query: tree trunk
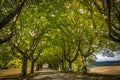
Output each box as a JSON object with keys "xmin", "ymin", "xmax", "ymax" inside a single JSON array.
[
  {"xmin": 81, "ymin": 57, "xmax": 87, "ymax": 75},
  {"xmin": 36, "ymin": 62, "xmax": 42, "ymax": 71},
  {"xmin": 21, "ymin": 55, "xmax": 27, "ymax": 77},
  {"xmin": 68, "ymin": 62, "xmax": 72, "ymax": 72},
  {"xmin": 30, "ymin": 60, "xmax": 35, "ymax": 73},
  {"xmin": 61, "ymin": 61, "xmax": 64, "ymax": 71},
  {"xmin": 36, "ymin": 64, "xmax": 39, "ymax": 71},
  {"xmin": 0, "ymin": 0, "xmax": 27, "ymax": 29}
]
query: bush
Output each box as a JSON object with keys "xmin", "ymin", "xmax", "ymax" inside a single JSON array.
[{"xmin": 7, "ymin": 58, "xmax": 22, "ymax": 68}]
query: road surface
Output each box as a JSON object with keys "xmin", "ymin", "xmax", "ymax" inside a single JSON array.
[
  {"xmin": 32, "ymin": 66, "xmax": 120, "ymax": 80},
  {"xmin": 32, "ymin": 69, "xmax": 103, "ymax": 80}
]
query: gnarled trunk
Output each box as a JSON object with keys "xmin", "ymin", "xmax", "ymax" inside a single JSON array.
[
  {"xmin": 36, "ymin": 62, "xmax": 42, "ymax": 71},
  {"xmin": 30, "ymin": 60, "xmax": 35, "ymax": 73},
  {"xmin": 68, "ymin": 61, "xmax": 72, "ymax": 72},
  {"xmin": 61, "ymin": 61, "xmax": 65, "ymax": 71},
  {"xmin": 21, "ymin": 54, "xmax": 27, "ymax": 77},
  {"xmin": 81, "ymin": 57, "xmax": 87, "ymax": 75}
]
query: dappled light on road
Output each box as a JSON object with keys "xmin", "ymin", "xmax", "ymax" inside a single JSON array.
[
  {"xmin": 32, "ymin": 68, "xmax": 120, "ymax": 80},
  {"xmin": 32, "ymin": 69, "xmax": 87, "ymax": 80}
]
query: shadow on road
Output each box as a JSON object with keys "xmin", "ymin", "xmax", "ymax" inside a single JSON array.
[{"xmin": 32, "ymin": 68, "xmax": 120, "ymax": 80}]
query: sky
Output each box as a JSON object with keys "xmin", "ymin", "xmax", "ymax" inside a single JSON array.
[{"xmin": 96, "ymin": 52, "xmax": 120, "ymax": 61}]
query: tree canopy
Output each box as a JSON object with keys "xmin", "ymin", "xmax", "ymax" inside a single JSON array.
[{"xmin": 0, "ymin": 0, "xmax": 120, "ymax": 77}]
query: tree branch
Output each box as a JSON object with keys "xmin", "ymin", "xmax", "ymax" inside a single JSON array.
[{"xmin": 0, "ymin": 0, "xmax": 27, "ymax": 29}]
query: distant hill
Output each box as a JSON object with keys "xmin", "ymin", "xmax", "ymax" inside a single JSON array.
[{"xmin": 90, "ymin": 60, "xmax": 120, "ymax": 66}]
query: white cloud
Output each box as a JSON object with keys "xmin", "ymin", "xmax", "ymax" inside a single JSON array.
[{"xmin": 96, "ymin": 53, "xmax": 120, "ymax": 61}]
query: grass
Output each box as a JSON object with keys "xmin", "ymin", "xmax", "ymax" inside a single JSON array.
[{"xmin": 0, "ymin": 68, "xmax": 41, "ymax": 80}]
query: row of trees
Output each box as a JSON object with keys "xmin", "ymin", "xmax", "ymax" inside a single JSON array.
[{"xmin": 0, "ymin": 0, "xmax": 120, "ymax": 77}]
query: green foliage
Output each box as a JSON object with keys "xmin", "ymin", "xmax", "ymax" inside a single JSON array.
[
  {"xmin": 0, "ymin": 43, "xmax": 12, "ymax": 68},
  {"xmin": 0, "ymin": 0, "xmax": 5, "ymax": 7},
  {"xmin": 7, "ymin": 58, "xmax": 22, "ymax": 68},
  {"xmin": 0, "ymin": 0, "xmax": 119, "ymax": 74}
]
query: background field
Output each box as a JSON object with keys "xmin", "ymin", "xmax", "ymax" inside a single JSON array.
[{"xmin": 90, "ymin": 66, "xmax": 120, "ymax": 75}]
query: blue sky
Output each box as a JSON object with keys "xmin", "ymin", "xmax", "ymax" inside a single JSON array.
[{"xmin": 96, "ymin": 52, "xmax": 120, "ymax": 61}]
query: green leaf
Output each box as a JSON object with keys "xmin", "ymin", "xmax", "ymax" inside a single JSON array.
[{"xmin": 1, "ymin": 0, "xmax": 5, "ymax": 7}]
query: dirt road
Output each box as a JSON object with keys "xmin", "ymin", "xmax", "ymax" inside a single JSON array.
[
  {"xmin": 32, "ymin": 69, "xmax": 105, "ymax": 80},
  {"xmin": 32, "ymin": 69, "xmax": 83, "ymax": 80},
  {"xmin": 32, "ymin": 66, "xmax": 120, "ymax": 80}
]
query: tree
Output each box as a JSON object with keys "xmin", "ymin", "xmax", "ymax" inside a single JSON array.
[
  {"xmin": 0, "ymin": 0, "xmax": 27, "ymax": 29},
  {"xmin": 9, "ymin": 26, "xmax": 42, "ymax": 77},
  {"xmin": 29, "ymin": 45, "xmax": 42, "ymax": 73},
  {"xmin": 60, "ymin": 0, "xmax": 104, "ymax": 74},
  {"xmin": 0, "ymin": 0, "xmax": 27, "ymax": 44},
  {"xmin": 9, "ymin": 7, "xmax": 44, "ymax": 76},
  {"xmin": 54, "ymin": 47, "xmax": 66, "ymax": 72},
  {"xmin": 93, "ymin": 0, "xmax": 120, "ymax": 42},
  {"xmin": 78, "ymin": 36, "xmax": 101, "ymax": 74},
  {"xmin": 62, "ymin": 42, "xmax": 79, "ymax": 72}
]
